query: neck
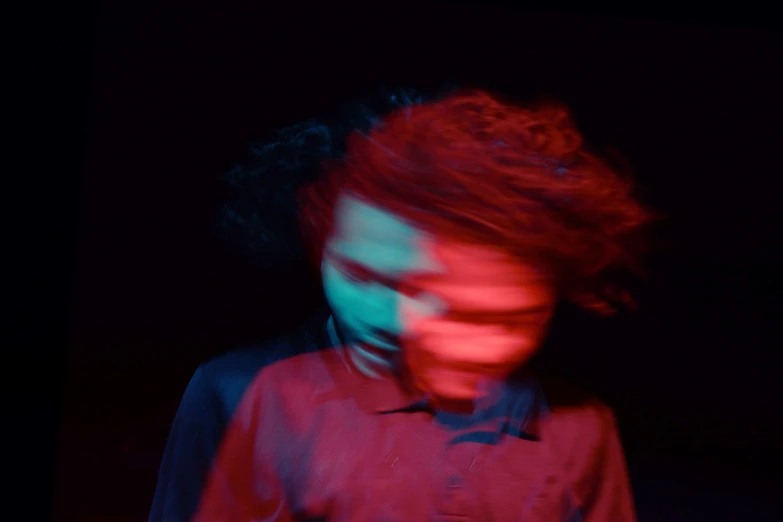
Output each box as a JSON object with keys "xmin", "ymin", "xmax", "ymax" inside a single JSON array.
[{"xmin": 347, "ymin": 343, "xmax": 399, "ymax": 379}]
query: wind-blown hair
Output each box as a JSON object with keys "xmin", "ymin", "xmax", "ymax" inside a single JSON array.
[
  {"xmin": 217, "ymin": 88, "xmax": 438, "ymax": 268},
  {"xmin": 298, "ymin": 89, "xmax": 663, "ymax": 315},
  {"xmin": 218, "ymin": 120, "xmax": 337, "ymax": 267}
]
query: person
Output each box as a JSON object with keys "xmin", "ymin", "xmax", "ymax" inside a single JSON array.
[
  {"xmin": 148, "ymin": 90, "xmax": 427, "ymax": 522},
  {"xmin": 191, "ymin": 89, "xmax": 659, "ymax": 521}
]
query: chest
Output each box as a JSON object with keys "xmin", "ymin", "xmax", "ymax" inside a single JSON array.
[{"xmin": 275, "ymin": 405, "xmax": 575, "ymax": 522}]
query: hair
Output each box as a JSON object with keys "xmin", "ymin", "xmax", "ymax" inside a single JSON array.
[
  {"xmin": 217, "ymin": 119, "xmax": 337, "ymax": 268},
  {"xmin": 217, "ymin": 86, "xmax": 454, "ymax": 269},
  {"xmin": 298, "ymin": 89, "xmax": 663, "ymax": 315}
]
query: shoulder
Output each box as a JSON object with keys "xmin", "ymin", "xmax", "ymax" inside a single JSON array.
[
  {"xmin": 231, "ymin": 348, "xmax": 345, "ymax": 437},
  {"xmin": 245, "ymin": 346, "xmax": 344, "ymax": 402},
  {"xmin": 189, "ymin": 311, "xmax": 333, "ymax": 419},
  {"xmin": 534, "ymin": 377, "xmax": 634, "ymax": 506},
  {"xmin": 535, "ymin": 375, "xmax": 619, "ymax": 449}
]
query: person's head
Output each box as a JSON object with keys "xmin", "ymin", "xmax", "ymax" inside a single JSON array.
[{"xmin": 298, "ymin": 89, "xmax": 658, "ymax": 399}]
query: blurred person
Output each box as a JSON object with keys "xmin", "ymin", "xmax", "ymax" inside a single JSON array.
[
  {"xmin": 148, "ymin": 90, "xmax": 429, "ymax": 522},
  {"xmin": 192, "ymin": 89, "xmax": 660, "ymax": 521}
]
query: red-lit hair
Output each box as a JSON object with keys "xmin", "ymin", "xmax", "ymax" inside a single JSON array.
[{"xmin": 298, "ymin": 90, "xmax": 660, "ymax": 315}]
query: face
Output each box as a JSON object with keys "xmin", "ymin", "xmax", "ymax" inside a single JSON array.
[{"xmin": 322, "ymin": 193, "xmax": 557, "ymax": 400}]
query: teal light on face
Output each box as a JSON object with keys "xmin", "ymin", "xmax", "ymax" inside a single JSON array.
[
  {"xmin": 321, "ymin": 194, "xmax": 442, "ymax": 351},
  {"xmin": 321, "ymin": 192, "xmax": 557, "ymax": 396}
]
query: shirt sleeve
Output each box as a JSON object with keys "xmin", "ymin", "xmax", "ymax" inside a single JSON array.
[
  {"xmin": 148, "ymin": 366, "xmax": 227, "ymax": 522},
  {"xmin": 573, "ymin": 406, "xmax": 637, "ymax": 522},
  {"xmin": 192, "ymin": 373, "xmax": 293, "ymax": 522}
]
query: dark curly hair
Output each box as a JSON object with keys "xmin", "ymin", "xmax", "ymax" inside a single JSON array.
[
  {"xmin": 217, "ymin": 87, "xmax": 446, "ymax": 268},
  {"xmin": 298, "ymin": 89, "xmax": 663, "ymax": 315}
]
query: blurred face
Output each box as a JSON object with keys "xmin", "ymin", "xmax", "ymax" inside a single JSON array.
[{"xmin": 322, "ymin": 193, "xmax": 557, "ymax": 400}]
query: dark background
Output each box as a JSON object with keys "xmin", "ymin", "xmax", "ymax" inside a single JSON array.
[{"xmin": 54, "ymin": 3, "xmax": 781, "ymax": 521}]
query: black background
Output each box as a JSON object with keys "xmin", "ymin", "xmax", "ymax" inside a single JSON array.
[{"xmin": 50, "ymin": 3, "xmax": 781, "ymax": 521}]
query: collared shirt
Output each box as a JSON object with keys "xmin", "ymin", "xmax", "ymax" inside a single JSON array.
[{"xmin": 193, "ymin": 344, "xmax": 637, "ymax": 521}]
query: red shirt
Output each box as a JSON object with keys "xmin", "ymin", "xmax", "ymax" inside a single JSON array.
[{"xmin": 194, "ymin": 347, "xmax": 636, "ymax": 521}]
